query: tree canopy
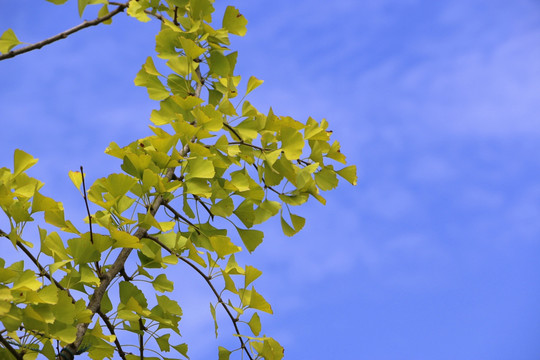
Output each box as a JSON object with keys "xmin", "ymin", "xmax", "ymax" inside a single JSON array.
[{"xmin": 0, "ymin": 1, "xmax": 356, "ymax": 359}]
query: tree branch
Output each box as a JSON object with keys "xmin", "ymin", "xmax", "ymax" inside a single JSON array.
[
  {"xmin": 80, "ymin": 166, "xmax": 102, "ymax": 276},
  {"xmin": 0, "ymin": 231, "xmax": 125, "ymax": 359},
  {"xmin": 229, "ymin": 141, "xmax": 273, "ymax": 153},
  {"xmin": 144, "ymin": 234, "xmax": 254, "ymax": 360},
  {"xmin": 67, "ymin": 75, "xmax": 202, "ymax": 352},
  {"xmin": 163, "ymin": 202, "xmax": 201, "ymax": 233},
  {"xmin": 0, "ymin": 333, "xmax": 22, "ymax": 360},
  {"xmin": 1, "ymin": 56, "xmax": 204, "ymax": 357},
  {"xmin": 0, "ymin": 2, "xmax": 129, "ymax": 61},
  {"xmin": 0, "ymin": 230, "xmax": 67, "ymax": 296},
  {"xmin": 109, "ymin": 2, "xmax": 166, "ymax": 22},
  {"xmin": 138, "ymin": 318, "xmax": 144, "ymax": 360},
  {"xmin": 96, "ymin": 309, "xmax": 127, "ymax": 360},
  {"xmin": 66, "ymin": 165, "xmax": 180, "ymax": 355},
  {"xmin": 193, "ymin": 195, "xmax": 214, "ymax": 220},
  {"xmin": 223, "ymin": 123, "xmax": 243, "ymax": 142}
]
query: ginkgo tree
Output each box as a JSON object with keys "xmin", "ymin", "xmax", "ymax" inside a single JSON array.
[{"xmin": 0, "ymin": 1, "xmax": 356, "ymax": 359}]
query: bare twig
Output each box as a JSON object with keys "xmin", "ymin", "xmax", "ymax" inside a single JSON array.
[
  {"xmin": 0, "ymin": 3, "xmax": 129, "ymax": 61},
  {"xmin": 80, "ymin": 167, "xmax": 94, "ymax": 244},
  {"xmin": 80, "ymin": 166, "xmax": 102, "ymax": 276}
]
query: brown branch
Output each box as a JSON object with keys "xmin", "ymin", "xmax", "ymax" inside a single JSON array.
[
  {"xmin": 163, "ymin": 202, "xmax": 201, "ymax": 233},
  {"xmin": 96, "ymin": 309, "xmax": 127, "ymax": 360},
  {"xmin": 174, "ymin": 6, "xmax": 179, "ymax": 25},
  {"xmin": 66, "ymin": 73, "xmax": 205, "ymax": 353},
  {"xmin": 193, "ymin": 195, "xmax": 214, "ymax": 220},
  {"xmin": 138, "ymin": 318, "xmax": 145, "ymax": 360},
  {"xmin": 109, "ymin": 1, "xmax": 166, "ymax": 22},
  {"xmin": 144, "ymin": 234, "xmax": 254, "ymax": 360},
  {"xmin": 0, "ymin": 50, "xmax": 206, "ymax": 357},
  {"xmin": 80, "ymin": 166, "xmax": 102, "ymax": 276},
  {"xmin": 80, "ymin": 167, "xmax": 94, "ymax": 244},
  {"xmin": 0, "ymin": 231, "xmax": 125, "ymax": 360},
  {"xmin": 264, "ymin": 184, "xmax": 281, "ymax": 196},
  {"xmin": 65, "ymin": 165, "xmax": 179, "ymax": 355},
  {"xmin": 0, "ymin": 333, "xmax": 23, "ymax": 360},
  {"xmin": 223, "ymin": 123, "xmax": 243, "ymax": 142},
  {"xmin": 297, "ymin": 159, "xmax": 312, "ymax": 166},
  {"xmin": 0, "ymin": 230, "xmax": 67, "ymax": 296},
  {"xmin": 229, "ymin": 141, "xmax": 269, "ymax": 152},
  {"xmin": 0, "ymin": 3, "xmax": 129, "ymax": 61},
  {"xmin": 194, "ymin": 64, "xmax": 204, "ymax": 98}
]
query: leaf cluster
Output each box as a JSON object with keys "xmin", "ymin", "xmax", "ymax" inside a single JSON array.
[{"xmin": 0, "ymin": 1, "xmax": 356, "ymax": 359}]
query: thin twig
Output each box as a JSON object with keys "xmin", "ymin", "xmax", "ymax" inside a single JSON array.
[
  {"xmin": 144, "ymin": 234, "xmax": 254, "ymax": 360},
  {"xmin": 193, "ymin": 195, "xmax": 214, "ymax": 220},
  {"xmin": 80, "ymin": 166, "xmax": 102, "ymax": 276},
  {"xmin": 163, "ymin": 202, "xmax": 201, "ymax": 232},
  {"xmin": 80, "ymin": 167, "xmax": 93, "ymax": 244},
  {"xmin": 174, "ymin": 6, "xmax": 179, "ymax": 25},
  {"xmin": 97, "ymin": 309, "xmax": 127, "ymax": 360},
  {"xmin": 0, "ymin": 3, "xmax": 129, "ymax": 61},
  {"xmin": 109, "ymin": 1, "xmax": 166, "ymax": 22},
  {"xmin": 229, "ymin": 141, "xmax": 268, "ymax": 152},
  {"xmin": 0, "ymin": 230, "xmax": 66, "ymax": 294},
  {"xmin": 0, "ymin": 333, "xmax": 23, "ymax": 360},
  {"xmin": 138, "ymin": 318, "xmax": 144, "ymax": 360},
  {"xmin": 223, "ymin": 123, "xmax": 243, "ymax": 142},
  {"xmin": 1, "ymin": 230, "xmax": 122, "ymax": 360},
  {"xmin": 264, "ymin": 183, "xmax": 282, "ymax": 196},
  {"xmin": 60, "ymin": 54, "xmax": 204, "ymax": 356}
]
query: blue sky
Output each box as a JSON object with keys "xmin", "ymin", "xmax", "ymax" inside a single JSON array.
[{"xmin": 1, "ymin": 0, "xmax": 540, "ymax": 359}]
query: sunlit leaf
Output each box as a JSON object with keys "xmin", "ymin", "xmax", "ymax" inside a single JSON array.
[
  {"xmin": 153, "ymin": 274, "xmax": 174, "ymax": 293},
  {"xmin": 236, "ymin": 228, "xmax": 263, "ymax": 253},
  {"xmin": 247, "ymin": 312, "xmax": 261, "ymax": 336},
  {"xmin": 13, "ymin": 149, "xmax": 37, "ymax": 177},
  {"xmin": 246, "ymin": 76, "xmax": 263, "ymax": 94},
  {"xmin": 218, "ymin": 346, "xmax": 231, "ymax": 360},
  {"xmin": 0, "ymin": 29, "xmax": 22, "ymax": 54},
  {"xmin": 222, "ymin": 6, "xmax": 247, "ymax": 36},
  {"xmin": 337, "ymin": 165, "xmax": 358, "ymax": 185}
]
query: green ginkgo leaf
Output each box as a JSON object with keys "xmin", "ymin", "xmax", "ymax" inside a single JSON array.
[
  {"xmin": 0, "ymin": 29, "xmax": 22, "ymax": 54},
  {"xmin": 247, "ymin": 312, "xmax": 261, "ymax": 336},
  {"xmin": 13, "ymin": 149, "xmax": 37, "ymax": 177},
  {"xmin": 222, "ymin": 6, "xmax": 247, "ymax": 36},
  {"xmin": 337, "ymin": 165, "xmax": 358, "ymax": 185},
  {"xmin": 246, "ymin": 76, "xmax": 263, "ymax": 94},
  {"xmin": 153, "ymin": 274, "xmax": 174, "ymax": 293},
  {"xmin": 236, "ymin": 228, "xmax": 263, "ymax": 252}
]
